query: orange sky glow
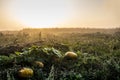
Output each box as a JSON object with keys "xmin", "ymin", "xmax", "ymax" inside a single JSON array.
[{"xmin": 0, "ymin": 0, "xmax": 120, "ymax": 30}]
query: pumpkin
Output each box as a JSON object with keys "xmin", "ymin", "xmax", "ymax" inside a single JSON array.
[
  {"xmin": 64, "ymin": 52, "xmax": 78, "ymax": 60},
  {"xmin": 18, "ymin": 67, "xmax": 33, "ymax": 78},
  {"xmin": 34, "ymin": 61, "xmax": 44, "ymax": 68}
]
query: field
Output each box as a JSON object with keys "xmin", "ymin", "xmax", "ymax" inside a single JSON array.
[{"xmin": 0, "ymin": 28, "xmax": 120, "ymax": 80}]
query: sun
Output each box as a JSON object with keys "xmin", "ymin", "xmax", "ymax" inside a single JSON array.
[{"xmin": 9, "ymin": 0, "xmax": 74, "ymax": 28}]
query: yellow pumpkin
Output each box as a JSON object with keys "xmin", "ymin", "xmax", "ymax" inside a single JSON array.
[
  {"xmin": 18, "ymin": 67, "xmax": 33, "ymax": 78},
  {"xmin": 34, "ymin": 61, "xmax": 44, "ymax": 68},
  {"xmin": 64, "ymin": 52, "xmax": 78, "ymax": 60}
]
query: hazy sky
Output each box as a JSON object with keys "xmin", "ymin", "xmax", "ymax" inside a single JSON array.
[{"xmin": 0, "ymin": 0, "xmax": 120, "ymax": 30}]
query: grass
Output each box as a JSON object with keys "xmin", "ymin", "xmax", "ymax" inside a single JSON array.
[{"xmin": 0, "ymin": 29, "xmax": 120, "ymax": 80}]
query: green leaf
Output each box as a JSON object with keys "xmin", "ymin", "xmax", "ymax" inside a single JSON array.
[{"xmin": 15, "ymin": 51, "xmax": 21, "ymax": 56}]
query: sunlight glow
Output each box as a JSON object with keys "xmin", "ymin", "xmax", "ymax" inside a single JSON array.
[
  {"xmin": 1, "ymin": 0, "xmax": 119, "ymax": 29},
  {"xmin": 10, "ymin": 0, "xmax": 74, "ymax": 28}
]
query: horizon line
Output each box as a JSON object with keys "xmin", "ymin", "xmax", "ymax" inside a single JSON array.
[{"xmin": 0, "ymin": 27, "xmax": 120, "ymax": 32}]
